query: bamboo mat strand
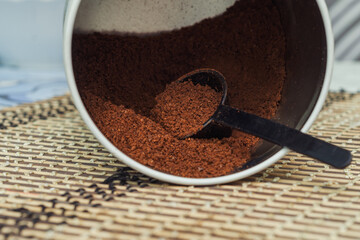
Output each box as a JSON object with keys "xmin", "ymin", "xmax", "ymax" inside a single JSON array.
[{"xmin": 0, "ymin": 92, "xmax": 359, "ymax": 239}]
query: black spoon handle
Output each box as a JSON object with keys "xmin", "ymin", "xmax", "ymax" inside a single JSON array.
[{"xmin": 213, "ymin": 105, "xmax": 352, "ymax": 169}]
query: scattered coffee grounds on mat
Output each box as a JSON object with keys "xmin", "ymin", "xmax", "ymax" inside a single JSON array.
[
  {"xmin": 151, "ymin": 80, "xmax": 221, "ymax": 138},
  {"xmin": 72, "ymin": 0, "xmax": 286, "ymax": 178}
]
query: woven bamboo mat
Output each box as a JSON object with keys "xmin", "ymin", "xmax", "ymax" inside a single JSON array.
[{"xmin": 0, "ymin": 92, "xmax": 359, "ymax": 240}]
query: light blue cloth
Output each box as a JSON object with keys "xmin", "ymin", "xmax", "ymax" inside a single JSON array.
[{"xmin": 0, "ymin": 67, "xmax": 68, "ymax": 109}]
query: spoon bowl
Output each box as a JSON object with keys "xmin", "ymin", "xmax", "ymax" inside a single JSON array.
[{"xmin": 178, "ymin": 69, "xmax": 231, "ymax": 139}]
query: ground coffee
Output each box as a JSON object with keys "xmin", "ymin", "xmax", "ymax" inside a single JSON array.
[
  {"xmin": 151, "ymin": 80, "xmax": 221, "ymax": 138},
  {"xmin": 72, "ymin": 0, "xmax": 286, "ymax": 178}
]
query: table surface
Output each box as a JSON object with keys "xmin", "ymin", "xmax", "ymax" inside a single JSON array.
[
  {"xmin": 0, "ymin": 91, "xmax": 359, "ymax": 240},
  {"xmin": 0, "ymin": 62, "xmax": 359, "ymax": 239},
  {"xmin": 0, "ymin": 61, "xmax": 359, "ymax": 109}
]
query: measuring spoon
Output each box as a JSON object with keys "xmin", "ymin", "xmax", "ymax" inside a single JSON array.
[{"xmin": 178, "ymin": 69, "xmax": 352, "ymax": 169}]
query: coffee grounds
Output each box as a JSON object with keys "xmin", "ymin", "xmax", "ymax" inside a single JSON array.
[
  {"xmin": 72, "ymin": 0, "xmax": 286, "ymax": 178},
  {"xmin": 81, "ymin": 92, "xmax": 256, "ymax": 177},
  {"xmin": 151, "ymin": 80, "xmax": 221, "ymax": 138}
]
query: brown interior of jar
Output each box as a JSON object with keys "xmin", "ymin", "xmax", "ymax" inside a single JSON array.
[{"xmin": 245, "ymin": 0, "xmax": 327, "ymax": 168}]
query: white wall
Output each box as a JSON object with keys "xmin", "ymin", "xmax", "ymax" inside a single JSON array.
[{"xmin": 0, "ymin": 0, "xmax": 66, "ymax": 69}]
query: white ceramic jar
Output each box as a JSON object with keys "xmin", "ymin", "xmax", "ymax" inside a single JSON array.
[{"xmin": 63, "ymin": 0, "xmax": 334, "ymax": 185}]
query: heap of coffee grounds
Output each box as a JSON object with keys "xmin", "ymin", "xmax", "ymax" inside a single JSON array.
[
  {"xmin": 151, "ymin": 80, "xmax": 221, "ymax": 138},
  {"xmin": 72, "ymin": 0, "xmax": 286, "ymax": 178}
]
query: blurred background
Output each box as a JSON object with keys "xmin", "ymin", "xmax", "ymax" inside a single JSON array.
[
  {"xmin": 0, "ymin": 0, "xmax": 67, "ymax": 109},
  {"xmin": 0, "ymin": 0, "xmax": 359, "ymax": 109}
]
